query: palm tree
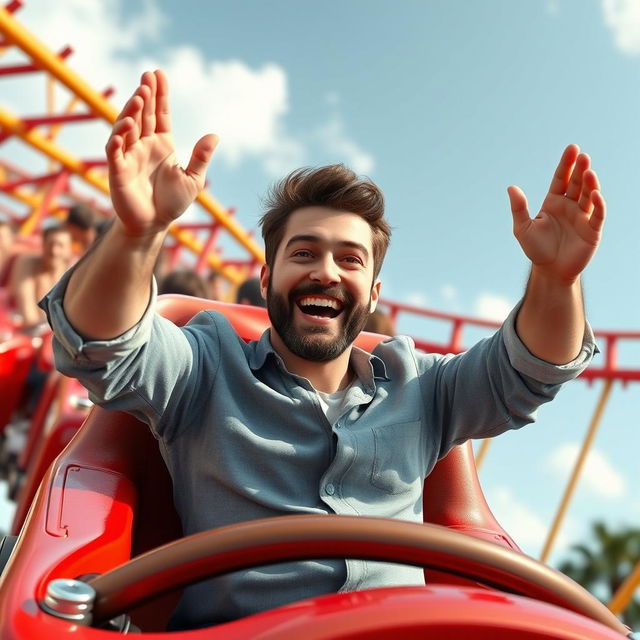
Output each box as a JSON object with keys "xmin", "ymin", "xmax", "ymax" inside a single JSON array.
[{"xmin": 557, "ymin": 521, "xmax": 640, "ymax": 628}]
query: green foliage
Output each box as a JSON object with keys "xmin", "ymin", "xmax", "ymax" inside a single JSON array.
[{"xmin": 557, "ymin": 521, "xmax": 640, "ymax": 628}]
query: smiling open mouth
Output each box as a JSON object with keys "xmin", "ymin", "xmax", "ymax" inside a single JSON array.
[{"xmin": 296, "ymin": 295, "xmax": 343, "ymax": 319}]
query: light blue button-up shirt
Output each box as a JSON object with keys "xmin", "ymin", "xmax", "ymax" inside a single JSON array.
[{"xmin": 40, "ymin": 271, "xmax": 597, "ymax": 629}]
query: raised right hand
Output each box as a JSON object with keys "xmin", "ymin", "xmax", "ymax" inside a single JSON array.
[{"xmin": 105, "ymin": 70, "xmax": 218, "ymax": 237}]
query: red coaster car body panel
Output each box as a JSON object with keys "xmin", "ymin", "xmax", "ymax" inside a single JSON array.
[{"xmin": 0, "ymin": 297, "xmax": 630, "ymax": 638}]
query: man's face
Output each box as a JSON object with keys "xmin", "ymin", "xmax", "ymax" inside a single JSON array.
[
  {"xmin": 66, "ymin": 223, "xmax": 96, "ymax": 253},
  {"xmin": 43, "ymin": 230, "xmax": 72, "ymax": 267},
  {"xmin": 261, "ymin": 207, "xmax": 380, "ymax": 362}
]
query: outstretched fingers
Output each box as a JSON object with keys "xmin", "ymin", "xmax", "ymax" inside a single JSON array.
[
  {"xmin": 578, "ymin": 168, "xmax": 599, "ymax": 212},
  {"xmin": 588, "ymin": 188, "xmax": 606, "ymax": 234},
  {"xmin": 154, "ymin": 70, "xmax": 172, "ymax": 134},
  {"xmin": 122, "ymin": 96, "xmax": 143, "ymax": 151},
  {"xmin": 547, "ymin": 144, "xmax": 580, "ymax": 195},
  {"xmin": 507, "ymin": 185, "xmax": 531, "ymax": 232},
  {"xmin": 186, "ymin": 134, "xmax": 219, "ymax": 187},
  {"xmin": 107, "ymin": 115, "xmax": 133, "ymax": 157},
  {"xmin": 140, "ymin": 71, "xmax": 157, "ymax": 138},
  {"xmin": 565, "ymin": 153, "xmax": 590, "ymax": 201},
  {"xmin": 106, "ymin": 132, "xmax": 124, "ymax": 172}
]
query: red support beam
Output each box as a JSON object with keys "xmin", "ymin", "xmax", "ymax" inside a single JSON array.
[
  {"xmin": 0, "ymin": 170, "xmax": 66, "ymax": 191},
  {"xmin": 17, "ymin": 169, "xmax": 69, "ymax": 234},
  {"xmin": 194, "ymin": 229, "xmax": 219, "ymax": 274},
  {"xmin": 33, "ymin": 170, "xmax": 68, "ymax": 228},
  {"xmin": 0, "ymin": 45, "xmax": 72, "ymax": 76},
  {"xmin": 379, "ymin": 297, "xmax": 640, "ymax": 384},
  {"xmin": 80, "ymin": 159, "xmax": 107, "ymax": 170},
  {"xmin": 4, "ymin": 0, "xmax": 22, "ymax": 15},
  {"xmin": 22, "ymin": 112, "xmax": 101, "ymax": 127}
]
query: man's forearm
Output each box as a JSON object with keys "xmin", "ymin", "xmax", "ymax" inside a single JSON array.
[
  {"xmin": 63, "ymin": 219, "xmax": 167, "ymax": 340},
  {"xmin": 515, "ymin": 267, "xmax": 585, "ymax": 365}
]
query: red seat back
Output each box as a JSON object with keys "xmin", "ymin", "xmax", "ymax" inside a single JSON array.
[
  {"xmin": 0, "ymin": 333, "xmax": 37, "ymax": 432},
  {"xmin": 158, "ymin": 296, "xmax": 519, "ymax": 555},
  {"xmin": 2, "ymin": 296, "xmax": 519, "ymax": 632}
]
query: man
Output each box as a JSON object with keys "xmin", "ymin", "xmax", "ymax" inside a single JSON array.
[
  {"xmin": 206, "ymin": 269, "xmax": 227, "ymax": 301},
  {"xmin": 235, "ymin": 275, "xmax": 266, "ymax": 307},
  {"xmin": 159, "ymin": 269, "xmax": 209, "ymax": 298},
  {"xmin": 11, "ymin": 224, "xmax": 71, "ymax": 331},
  {"xmin": 41, "ymin": 70, "xmax": 604, "ymax": 630},
  {"xmin": 65, "ymin": 203, "xmax": 99, "ymax": 255},
  {"xmin": 0, "ymin": 218, "xmax": 16, "ymax": 282}
]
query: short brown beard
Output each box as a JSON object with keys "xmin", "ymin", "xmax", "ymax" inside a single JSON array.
[{"xmin": 266, "ymin": 280, "xmax": 371, "ymax": 362}]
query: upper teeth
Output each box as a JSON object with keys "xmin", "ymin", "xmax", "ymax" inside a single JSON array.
[{"xmin": 299, "ymin": 296, "xmax": 340, "ymax": 309}]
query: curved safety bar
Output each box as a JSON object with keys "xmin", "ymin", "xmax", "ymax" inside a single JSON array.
[{"xmin": 86, "ymin": 515, "xmax": 629, "ymax": 635}]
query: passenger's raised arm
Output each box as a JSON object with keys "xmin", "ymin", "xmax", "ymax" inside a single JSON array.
[
  {"xmin": 62, "ymin": 70, "xmax": 218, "ymax": 340},
  {"xmin": 508, "ymin": 144, "xmax": 606, "ymax": 364}
]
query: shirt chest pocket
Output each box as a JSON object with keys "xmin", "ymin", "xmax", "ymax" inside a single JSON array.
[{"xmin": 370, "ymin": 420, "xmax": 424, "ymax": 495}]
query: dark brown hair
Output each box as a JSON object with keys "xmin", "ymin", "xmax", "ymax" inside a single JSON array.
[
  {"xmin": 260, "ymin": 164, "xmax": 391, "ymax": 278},
  {"xmin": 66, "ymin": 203, "xmax": 98, "ymax": 230},
  {"xmin": 42, "ymin": 224, "xmax": 71, "ymax": 240},
  {"xmin": 159, "ymin": 270, "xmax": 208, "ymax": 298}
]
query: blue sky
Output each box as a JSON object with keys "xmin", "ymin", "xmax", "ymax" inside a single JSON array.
[{"xmin": 1, "ymin": 0, "xmax": 639, "ymax": 570}]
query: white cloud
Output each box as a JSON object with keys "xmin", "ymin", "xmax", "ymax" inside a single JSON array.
[
  {"xmin": 546, "ymin": 443, "xmax": 626, "ymax": 499},
  {"xmin": 473, "ymin": 292, "xmax": 513, "ymax": 321},
  {"xmin": 406, "ymin": 291, "xmax": 428, "ymax": 307},
  {"xmin": 441, "ymin": 284, "xmax": 457, "ymax": 302},
  {"xmin": 487, "ymin": 486, "xmax": 559, "ymax": 555},
  {"xmin": 546, "ymin": 0, "xmax": 560, "ymax": 15},
  {"xmin": 325, "ymin": 92, "xmax": 341, "ymax": 106},
  {"xmin": 600, "ymin": 0, "xmax": 640, "ymax": 56},
  {"xmin": 314, "ymin": 116, "xmax": 375, "ymax": 175},
  {"xmin": 8, "ymin": 0, "xmax": 372, "ymax": 179},
  {"xmin": 148, "ymin": 50, "xmax": 305, "ymax": 174}
]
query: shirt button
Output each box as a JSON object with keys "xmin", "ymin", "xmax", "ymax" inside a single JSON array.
[{"xmin": 325, "ymin": 483, "xmax": 335, "ymax": 496}]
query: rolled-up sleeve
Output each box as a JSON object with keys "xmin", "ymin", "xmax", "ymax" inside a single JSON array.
[
  {"xmin": 501, "ymin": 301, "xmax": 598, "ymax": 384},
  {"xmin": 417, "ymin": 299, "xmax": 598, "ymax": 457},
  {"xmin": 40, "ymin": 268, "xmax": 157, "ymax": 367},
  {"xmin": 39, "ymin": 269, "xmax": 197, "ymax": 435}
]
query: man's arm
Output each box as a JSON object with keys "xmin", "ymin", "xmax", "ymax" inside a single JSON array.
[
  {"xmin": 9, "ymin": 255, "xmax": 44, "ymax": 328},
  {"xmin": 507, "ymin": 145, "xmax": 605, "ymax": 364},
  {"xmin": 63, "ymin": 70, "xmax": 217, "ymax": 340}
]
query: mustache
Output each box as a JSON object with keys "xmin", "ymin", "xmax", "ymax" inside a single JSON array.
[{"xmin": 288, "ymin": 283, "xmax": 354, "ymax": 306}]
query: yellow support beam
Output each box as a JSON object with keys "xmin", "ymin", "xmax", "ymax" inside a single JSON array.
[
  {"xmin": 609, "ymin": 561, "xmax": 640, "ymax": 615},
  {"xmin": 0, "ymin": 108, "xmax": 242, "ymax": 280},
  {"xmin": 0, "ymin": 6, "xmax": 117, "ymax": 120},
  {"xmin": 540, "ymin": 379, "xmax": 614, "ymax": 563},
  {"xmin": 0, "ymin": 105, "xmax": 110, "ymax": 193},
  {"xmin": 474, "ymin": 438, "xmax": 492, "ymax": 471},
  {"xmin": 0, "ymin": 5, "xmax": 264, "ymax": 266}
]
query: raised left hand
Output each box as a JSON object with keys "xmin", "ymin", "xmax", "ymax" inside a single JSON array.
[{"xmin": 508, "ymin": 144, "xmax": 606, "ymax": 284}]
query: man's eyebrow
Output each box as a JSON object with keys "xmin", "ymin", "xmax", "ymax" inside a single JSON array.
[{"xmin": 284, "ymin": 234, "xmax": 370, "ymax": 258}]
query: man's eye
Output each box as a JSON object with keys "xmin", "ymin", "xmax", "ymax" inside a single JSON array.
[
  {"xmin": 293, "ymin": 250, "xmax": 313, "ymax": 258},
  {"xmin": 343, "ymin": 256, "xmax": 363, "ymax": 265}
]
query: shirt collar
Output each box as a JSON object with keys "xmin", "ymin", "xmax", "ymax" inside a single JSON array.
[
  {"xmin": 248, "ymin": 328, "xmax": 278, "ymax": 370},
  {"xmin": 248, "ymin": 329, "xmax": 390, "ymax": 385}
]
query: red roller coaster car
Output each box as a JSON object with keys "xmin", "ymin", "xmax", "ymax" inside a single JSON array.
[{"xmin": 0, "ymin": 297, "xmax": 635, "ymax": 639}]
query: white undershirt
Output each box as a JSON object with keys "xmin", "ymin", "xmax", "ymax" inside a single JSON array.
[{"xmin": 316, "ymin": 379, "xmax": 358, "ymax": 425}]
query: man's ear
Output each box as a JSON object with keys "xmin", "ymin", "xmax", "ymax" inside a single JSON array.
[
  {"xmin": 370, "ymin": 280, "xmax": 381, "ymax": 313},
  {"xmin": 259, "ymin": 264, "xmax": 270, "ymax": 301}
]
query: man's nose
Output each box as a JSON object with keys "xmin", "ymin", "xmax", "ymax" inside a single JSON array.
[{"xmin": 310, "ymin": 255, "xmax": 340, "ymax": 285}]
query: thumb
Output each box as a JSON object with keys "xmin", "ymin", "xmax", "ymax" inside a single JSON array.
[
  {"xmin": 507, "ymin": 185, "xmax": 530, "ymax": 230},
  {"xmin": 186, "ymin": 133, "xmax": 219, "ymax": 185}
]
